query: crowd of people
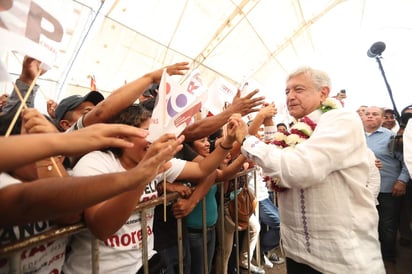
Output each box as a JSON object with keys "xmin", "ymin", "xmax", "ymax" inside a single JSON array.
[{"xmin": 0, "ymin": 56, "xmax": 411, "ymax": 274}]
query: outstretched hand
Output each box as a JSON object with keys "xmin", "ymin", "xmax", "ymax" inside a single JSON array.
[
  {"xmin": 143, "ymin": 133, "xmax": 185, "ymax": 173},
  {"xmin": 64, "ymin": 123, "xmax": 150, "ymax": 156},
  {"xmin": 260, "ymin": 102, "xmax": 277, "ymax": 119},
  {"xmin": 150, "ymin": 62, "xmax": 190, "ymax": 83},
  {"xmin": 228, "ymin": 89, "xmax": 265, "ymax": 116},
  {"xmin": 165, "ymin": 62, "xmax": 190, "ymax": 76},
  {"xmin": 228, "ymin": 113, "xmax": 248, "ymax": 144},
  {"xmin": 21, "ymin": 108, "xmax": 59, "ymax": 134},
  {"xmin": 224, "ymin": 115, "xmax": 241, "ymax": 144},
  {"xmin": 133, "ymin": 134, "xmax": 185, "ymax": 183},
  {"xmin": 19, "ymin": 56, "xmax": 47, "ymax": 84}
]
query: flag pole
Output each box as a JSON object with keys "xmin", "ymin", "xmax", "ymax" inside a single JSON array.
[
  {"xmin": 7, "ymin": 68, "xmax": 62, "ymax": 176},
  {"xmin": 5, "ymin": 69, "xmax": 42, "ymax": 137},
  {"xmin": 162, "ymin": 69, "xmax": 168, "ymax": 222}
]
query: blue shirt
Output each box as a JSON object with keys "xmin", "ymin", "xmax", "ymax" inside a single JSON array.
[
  {"xmin": 185, "ymin": 185, "xmax": 217, "ymax": 228},
  {"xmin": 365, "ymin": 127, "xmax": 410, "ymax": 192}
]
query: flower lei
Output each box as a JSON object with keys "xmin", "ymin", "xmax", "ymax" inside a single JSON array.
[{"xmin": 264, "ymin": 97, "xmax": 342, "ymax": 192}]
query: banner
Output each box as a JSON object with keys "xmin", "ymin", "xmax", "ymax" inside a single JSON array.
[
  {"xmin": 205, "ymin": 77, "xmax": 237, "ymax": 115},
  {"xmin": 0, "ymin": 0, "xmax": 64, "ymax": 80},
  {"xmin": 147, "ymin": 69, "xmax": 207, "ymax": 142}
]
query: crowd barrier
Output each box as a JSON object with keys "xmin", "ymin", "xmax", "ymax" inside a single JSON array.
[{"xmin": 0, "ymin": 168, "xmax": 261, "ymax": 274}]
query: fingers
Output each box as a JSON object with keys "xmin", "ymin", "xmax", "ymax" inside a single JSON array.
[
  {"xmin": 157, "ymin": 161, "xmax": 172, "ymax": 174},
  {"xmin": 172, "ymin": 199, "xmax": 191, "ymax": 219},
  {"xmin": 97, "ymin": 124, "xmax": 149, "ymax": 139},
  {"xmin": 47, "ymin": 100, "xmax": 57, "ymax": 118},
  {"xmin": 105, "ymin": 138, "xmax": 135, "ymax": 149},
  {"xmin": 22, "ymin": 108, "xmax": 59, "ymax": 134},
  {"xmin": 68, "ymin": 124, "xmax": 149, "ymax": 152},
  {"xmin": 234, "ymin": 89, "xmax": 241, "ymax": 98},
  {"xmin": 250, "ymin": 96, "xmax": 266, "ymax": 106},
  {"xmin": 230, "ymin": 113, "xmax": 242, "ymax": 120},
  {"xmin": 166, "ymin": 62, "xmax": 190, "ymax": 75},
  {"xmin": 244, "ymin": 89, "xmax": 260, "ymax": 98}
]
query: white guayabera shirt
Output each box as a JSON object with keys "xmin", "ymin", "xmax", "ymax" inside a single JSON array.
[
  {"xmin": 403, "ymin": 119, "xmax": 412, "ymax": 176},
  {"xmin": 241, "ymin": 108, "xmax": 385, "ymax": 274}
]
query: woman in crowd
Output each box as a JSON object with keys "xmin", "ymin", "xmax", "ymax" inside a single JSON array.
[{"xmin": 62, "ymin": 104, "xmax": 240, "ymax": 274}]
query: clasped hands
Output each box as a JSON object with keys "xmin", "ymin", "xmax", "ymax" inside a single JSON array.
[{"xmin": 228, "ymin": 113, "xmax": 249, "ymax": 145}]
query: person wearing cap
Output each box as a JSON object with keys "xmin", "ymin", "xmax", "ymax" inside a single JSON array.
[
  {"xmin": 0, "ymin": 101, "xmax": 184, "ymax": 273},
  {"xmin": 61, "ymin": 104, "xmax": 240, "ymax": 274},
  {"xmin": 54, "ymin": 62, "xmax": 190, "ymax": 133},
  {"xmin": 54, "ymin": 91, "xmax": 105, "ymax": 131},
  {"xmin": 382, "ymin": 108, "xmax": 399, "ymax": 133}
]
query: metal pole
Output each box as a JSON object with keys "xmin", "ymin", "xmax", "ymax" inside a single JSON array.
[{"xmin": 375, "ymin": 56, "xmax": 400, "ymax": 122}]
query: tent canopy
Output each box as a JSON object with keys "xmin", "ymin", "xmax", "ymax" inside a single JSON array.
[{"xmin": 3, "ymin": 0, "xmax": 412, "ymax": 114}]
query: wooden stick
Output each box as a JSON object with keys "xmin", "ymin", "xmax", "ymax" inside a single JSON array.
[
  {"xmin": 49, "ymin": 157, "xmax": 63, "ymax": 177},
  {"xmin": 5, "ymin": 69, "xmax": 42, "ymax": 137},
  {"xmin": 7, "ymin": 70, "xmax": 62, "ymax": 177},
  {"xmin": 163, "ymin": 172, "xmax": 167, "ymax": 222},
  {"xmin": 11, "ymin": 82, "xmax": 24, "ymax": 104}
]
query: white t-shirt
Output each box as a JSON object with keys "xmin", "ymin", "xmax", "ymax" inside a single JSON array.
[
  {"xmin": 404, "ymin": 119, "xmax": 412, "ymax": 175},
  {"xmin": 0, "ymin": 173, "xmax": 67, "ymax": 274},
  {"xmin": 63, "ymin": 151, "xmax": 186, "ymax": 274},
  {"xmin": 247, "ymin": 167, "xmax": 269, "ymax": 201}
]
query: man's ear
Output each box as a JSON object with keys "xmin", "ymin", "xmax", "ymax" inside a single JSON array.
[
  {"xmin": 320, "ymin": 86, "xmax": 330, "ymax": 101},
  {"xmin": 59, "ymin": 120, "xmax": 71, "ymax": 131}
]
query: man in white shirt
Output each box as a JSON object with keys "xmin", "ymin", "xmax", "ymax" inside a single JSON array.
[
  {"xmin": 233, "ymin": 67, "xmax": 384, "ymax": 273},
  {"xmin": 403, "ymin": 107, "xmax": 412, "ymax": 174}
]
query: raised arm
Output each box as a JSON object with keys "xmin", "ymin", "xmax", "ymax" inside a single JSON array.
[
  {"xmin": 82, "ymin": 134, "xmax": 184, "ymax": 240},
  {"xmin": 0, "ymin": 134, "xmax": 183, "ymax": 227},
  {"xmin": 177, "ymin": 117, "xmax": 239, "ymax": 180},
  {"xmin": 0, "ymin": 123, "xmax": 148, "ymax": 172},
  {"xmin": 83, "ymin": 62, "xmax": 189, "ymax": 126},
  {"xmin": 182, "ymin": 89, "xmax": 265, "ymax": 141},
  {"xmin": 1, "ymin": 56, "xmax": 47, "ymax": 114},
  {"xmin": 248, "ymin": 102, "xmax": 276, "ymax": 137}
]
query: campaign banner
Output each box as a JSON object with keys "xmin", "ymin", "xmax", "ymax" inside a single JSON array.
[
  {"xmin": 147, "ymin": 69, "xmax": 207, "ymax": 143},
  {"xmin": 205, "ymin": 77, "xmax": 237, "ymax": 115},
  {"xmin": 0, "ymin": 0, "xmax": 64, "ymax": 80}
]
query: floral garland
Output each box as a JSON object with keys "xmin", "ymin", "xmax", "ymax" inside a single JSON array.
[{"xmin": 264, "ymin": 97, "xmax": 342, "ymax": 192}]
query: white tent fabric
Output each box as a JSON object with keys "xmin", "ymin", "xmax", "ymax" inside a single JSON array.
[{"xmin": 2, "ymin": 0, "xmax": 412, "ymax": 115}]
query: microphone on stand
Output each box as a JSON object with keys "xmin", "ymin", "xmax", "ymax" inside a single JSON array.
[
  {"xmin": 367, "ymin": 41, "xmax": 400, "ymax": 121},
  {"xmin": 367, "ymin": 41, "xmax": 386, "ymax": 58}
]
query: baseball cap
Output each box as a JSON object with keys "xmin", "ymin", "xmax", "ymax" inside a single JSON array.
[{"xmin": 55, "ymin": 91, "xmax": 104, "ymax": 122}]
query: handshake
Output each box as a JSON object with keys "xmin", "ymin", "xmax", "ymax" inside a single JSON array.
[{"xmin": 227, "ymin": 113, "xmax": 249, "ymax": 145}]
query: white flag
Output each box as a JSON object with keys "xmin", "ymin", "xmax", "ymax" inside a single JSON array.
[
  {"xmin": 147, "ymin": 69, "xmax": 207, "ymax": 142},
  {"xmin": 0, "ymin": 0, "xmax": 65, "ymax": 78}
]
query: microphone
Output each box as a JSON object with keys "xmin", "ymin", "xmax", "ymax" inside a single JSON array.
[{"xmin": 367, "ymin": 41, "xmax": 386, "ymax": 58}]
